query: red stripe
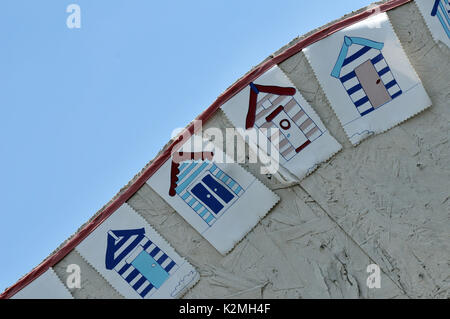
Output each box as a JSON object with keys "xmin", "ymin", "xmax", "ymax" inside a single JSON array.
[
  {"xmin": 265, "ymin": 106, "xmax": 284, "ymax": 123},
  {"xmin": 0, "ymin": 0, "xmax": 412, "ymax": 299},
  {"xmin": 254, "ymin": 84, "xmax": 296, "ymax": 96},
  {"xmin": 245, "ymin": 88, "xmax": 258, "ymax": 129},
  {"xmin": 295, "ymin": 140, "xmax": 311, "ymax": 153}
]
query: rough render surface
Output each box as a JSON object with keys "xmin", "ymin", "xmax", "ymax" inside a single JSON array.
[{"xmin": 52, "ymin": 1, "xmax": 449, "ymax": 299}]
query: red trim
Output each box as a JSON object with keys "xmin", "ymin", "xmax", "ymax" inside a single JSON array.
[
  {"xmin": 0, "ymin": 0, "xmax": 411, "ymax": 299},
  {"xmin": 246, "ymin": 85, "xmax": 296, "ymax": 129},
  {"xmin": 255, "ymin": 85, "xmax": 296, "ymax": 96},
  {"xmin": 169, "ymin": 152, "xmax": 214, "ymax": 196},
  {"xmin": 295, "ymin": 140, "xmax": 311, "ymax": 153},
  {"xmin": 265, "ymin": 105, "xmax": 285, "ymax": 123},
  {"xmin": 246, "ymin": 88, "xmax": 259, "ymax": 129}
]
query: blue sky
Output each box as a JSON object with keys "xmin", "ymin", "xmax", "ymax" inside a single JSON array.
[{"xmin": 0, "ymin": 0, "xmax": 373, "ymax": 292}]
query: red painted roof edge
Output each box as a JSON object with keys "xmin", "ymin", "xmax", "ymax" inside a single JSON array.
[{"xmin": 0, "ymin": 0, "xmax": 411, "ymax": 299}]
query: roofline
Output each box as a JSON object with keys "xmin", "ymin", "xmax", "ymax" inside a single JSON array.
[
  {"xmin": 0, "ymin": 0, "xmax": 412, "ymax": 299},
  {"xmin": 431, "ymin": 0, "xmax": 440, "ymax": 17},
  {"xmin": 331, "ymin": 36, "xmax": 385, "ymax": 78}
]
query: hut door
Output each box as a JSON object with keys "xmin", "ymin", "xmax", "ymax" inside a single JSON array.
[{"xmin": 354, "ymin": 60, "xmax": 391, "ymax": 109}]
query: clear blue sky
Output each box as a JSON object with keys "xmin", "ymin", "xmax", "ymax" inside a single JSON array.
[{"xmin": 0, "ymin": 0, "xmax": 373, "ymax": 292}]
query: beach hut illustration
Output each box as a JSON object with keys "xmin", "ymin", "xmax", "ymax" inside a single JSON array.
[
  {"xmin": 105, "ymin": 228, "xmax": 178, "ymax": 298},
  {"xmin": 431, "ymin": 0, "xmax": 450, "ymax": 39},
  {"xmin": 169, "ymin": 151, "xmax": 244, "ymax": 227},
  {"xmin": 331, "ymin": 36, "xmax": 402, "ymax": 116},
  {"xmin": 245, "ymin": 83, "xmax": 322, "ymax": 161}
]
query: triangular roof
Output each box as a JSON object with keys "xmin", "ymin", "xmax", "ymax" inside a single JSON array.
[
  {"xmin": 105, "ymin": 228, "xmax": 145, "ymax": 269},
  {"xmin": 331, "ymin": 36, "xmax": 384, "ymax": 78},
  {"xmin": 431, "ymin": 0, "xmax": 441, "ymax": 16},
  {"xmin": 0, "ymin": 0, "xmax": 411, "ymax": 299},
  {"xmin": 245, "ymin": 83, "xmax": 296, "ymax": 129},
  {"xmin": 169, "ymin": 152, "xmax": 214, "ymax": 197}
]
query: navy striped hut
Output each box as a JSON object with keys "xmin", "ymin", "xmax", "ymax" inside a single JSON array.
[
  {"xmin": 331, "ymin": 36, "xmax": 402, "ymax": 116},
  {"xmin": 105, "ymin": 228, "xmax": 178, "ymax": 298}
]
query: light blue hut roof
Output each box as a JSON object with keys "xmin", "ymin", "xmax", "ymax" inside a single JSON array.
[{"xmin": 331, "ymin": 36, "xmax": 384, "ymax": 78}]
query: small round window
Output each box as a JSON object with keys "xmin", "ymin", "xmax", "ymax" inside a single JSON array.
[{"xmin": 279, "ymin": 119, "xmax": 291, "ymax": 130}]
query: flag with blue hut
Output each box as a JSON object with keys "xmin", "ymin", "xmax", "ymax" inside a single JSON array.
[
  {"xmin": 105, "ymin": 228, "xmax": 178, "ymax": 298},
  {"xmin": 169, "ymin": 151, "xmax": 244, "ymax": 227},
  {"xmin": 331, "ymin": 36, "xmax": 402, "ymax": 116}
]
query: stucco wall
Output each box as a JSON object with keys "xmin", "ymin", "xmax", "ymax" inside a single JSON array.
[{"xmin": 52, "ymin": 1, "xmax": 449, "ymax": 298}]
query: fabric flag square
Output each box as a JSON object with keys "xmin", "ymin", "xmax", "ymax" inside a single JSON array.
[
  {"xmin": 12, "ymin": 268, "xmax": 73, "ymax": 299},
  {"xmin": 221, "ymin": 65, "xmax": 342, "ymax": 179},
  {"xmin": 146, "ymin": 137, "xmax": 280, "ymax": 255},
  {"xmin": 416, "ymin": 0, "xmax": 450, "ymax": 47},
  {"xmin": 303, "ymin": 12, "xmax": 432, "ymax": 145},
  {"xmin": 75, "ymin": 203, "xmax": 199, "ymax": 299}
]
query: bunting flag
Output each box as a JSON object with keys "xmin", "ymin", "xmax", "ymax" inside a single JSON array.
[
  {"xmin": 416, "ymin": 0, "xmax": 450, "ymax": 47},
  {"xmin": 11, "ymin": 268, "xmax": 73, "ymax": 299},
  {"xmin": 303, "ymin": 12, "xmax": 432, "ymax": 145},
  {"xmin": 221, "ymin": 65, "xmax": 342, "ymax": 179},
  {"xmin": 146, "ymin": 136, "xmax": 280, "ymax": 255},
  {"xmin": 75, "ymin": 203, "xmax": 199, "ymax": 299}
]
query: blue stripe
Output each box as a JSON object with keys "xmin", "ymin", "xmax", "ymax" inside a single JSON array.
[
  {"xmin": 228, "ymin": 180, "xmax": 235, "ymax": 189},
  {"xmin": 221, "ymin": 175, "xmax": 229, "ymax": 183},
  {"xmin": 385, "ymin": 80, "xmax": 397, "ymax": 89},
  {"xmin": 199, "ymin": 208, "xmax": 207, "ymax": 217},
  {"xmin": 176, "ymin": 162, "xmax": 209, "ymax": 194},
  {"xmin": 436, "ymin": 11, "xmax": 450, "ymax": 38},
  {"xmin": 176, "ymin": 162, "xmax": 198, "ymax": 184},
  {"xmin": 158, "ymin": 254, "xmax": 168, "ymax": 265},
  {"xmin": 188, "ymin": 197, "xmax": 196, "ymax": 206},
  {"xmin": 132, "ymin": 276, "xmax": 147, "ymax": 290},
  {"xmin": 178, "ymin": 162, "xmax": 188, "ymax": 172},
  {"xmin": 181, "ymin": 192, "xmax": 190, "ymax": 200},
  {"xmin": 193, "ymin": 203, "xmax": 203, "ymax": 212},
  {"xmin": 125, "ymin": 269, "xmax": 140, "ymax": 283},
  {"xmin": 118, "ymin": 263, "xmax": 131, "ymax": 275},
  {"xmin": 371, "ymin": 53, "xmax": 384, "ymax": 64},
  {"xmin": 140, "ymin": 283, "xmax": 154, "ymax": 298},
  {"xmin": 377, "ymin": 66, "xmax": 390, "ymax": 76},
  {"xmin": 209, "ymin": 164, "xmax": 218, "ymax": 173},
  {"xmin": 354, "ymin": 96, "xmax": 369, "ymax": 107},
  {"xmin": 360, "ymin": 108, "xmax": 375, "ymax": 116},
  {"xmin": 340, "ymin": 71, "xmax": 356, "ymax": 83},
  {"xmin": 342, "ymin": 46, "xmax": 371, "ymax": 66},
  {"xmin": 150, "ymin": 247, "xmax": 160, "ymax": 257},
  {"xmin": 142, "ymin": 240, "xmax": 151, "ymax": 251},
  {"xmin": 165, "ymin": 261, "xmax": 176, "ymax": 272},
  {"xmin": 205, "ymin": 214, "xmax": 215, "ymax": 223},
  {"xmin": 439, "ymin": 0, "xmax": 450, "ymax": 26},
  {"xmin": 347, "ymin": 83, "xmax": 362, "ymax": 95},
  {"xmin": 391, "ymin": 90, "xmax": 402, "ymax": 99},
  {"xmin": 234, "ymin": 186, "xmax": 242, "ymax": 194},
  {"xmin": 216, "ymin": 170, "xmax": 223, "ymax": 179}
]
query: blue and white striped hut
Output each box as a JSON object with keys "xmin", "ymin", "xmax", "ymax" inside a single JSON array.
[
  {"xmin": 431, "ymin": 0, "xmax": 450, "ymax": 39},
  {"xmin": 169, "ymin": 152, "xmax": 244, "ymax": 227},
  {"xmin": 331, "ymin": 36, "xmax": 402, "ymax": 116},
  {"xmin": 105, "ymin": 228, "xmax": 178, "ymax": 298}
]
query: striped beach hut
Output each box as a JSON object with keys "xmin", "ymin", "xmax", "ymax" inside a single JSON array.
[
  {"xmin": 431, "ymin": 0, "xmax": 450, "ymax": 39},
  {"xmin": 105, "ymin": 228, "xmax": 178, "ymax": 298},
  {"xmin": 331, "ymin": 36, "xmax": 402, "ymax": 116},
  {"xmin": 169, "ymin": 152, "xmax": 244, "ymax": 227},
  {"xmin": 245, "ymin": 83, "xmax": 322, "ymax": 162}
]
